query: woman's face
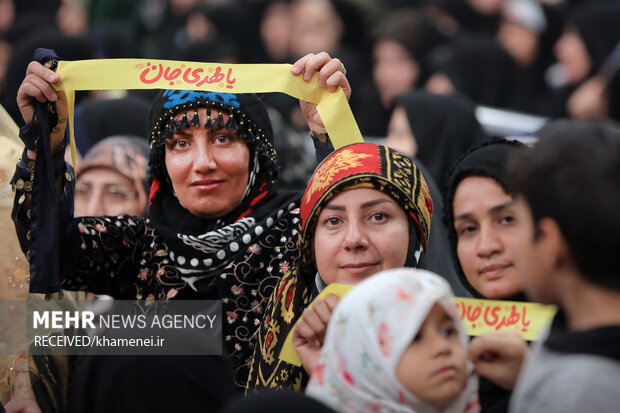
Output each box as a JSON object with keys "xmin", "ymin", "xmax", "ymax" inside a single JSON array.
[
  {"xmin": 164, "ymin": 107, "xmax": 250, "ymax": 219},
  {"xmin": 373, "ymin": 40, "xmax": 420, "ymax": 108},
  {"xmin": 260, "ymin": 1, "xmax": 291, "ymax": 61},
  {"xmin": 452, "ymin": 176, "xmax": 525, "ymax": 299},
  {"xmin": 396, "ymin": 303, "xmax": 467, "ymax": 408},
  {"xmin": 497, "ymin": 21, "xmax": 539, "ymax": 67},
  {"xmin": 313, "ymin": 187, "xmax": 410, "ymax": 285},
  {"xmin": 554, "ymin": 28, "xmax": 592, "ymax": 85},
  {"xmin": 425, "ymin": 72, "xmax": 455, "ymax": 95},
  {"xmin": 75, "ymin": 168, "xmax": 143, "ymax": 217},
  {"xmin": 290, "ymin": 0, "xmax": 342, "ymax": 56},
  {"xmin": 384, "ymin": 107, "xmax": 417, "ymax": 157}
]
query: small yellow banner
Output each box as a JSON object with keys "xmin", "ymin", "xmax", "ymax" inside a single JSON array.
[
  {"xmin": 53, "ymin": 59, "xmax": 363, "ymax": 164},
  {"xmin": 280, "ymin": 284, "xmax": 557, "ymax": 367},
  {"xmin": 455, "ymin": 297, "xmax": 557, "ymax": 341}
]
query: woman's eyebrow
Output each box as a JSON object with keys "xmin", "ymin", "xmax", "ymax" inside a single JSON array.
[
  {"xmin": 489, "ymin": 201, "xmax": 515, "ymax": 214},
  {"xmin": 324, "ymin": 198, "xmax": 393, "ymax": 211},
  {"xmin": 360, "ymin": 199, "xmax": 391, "ymax": 209},
  {"xmin": 172, "ymin": 130, "xmax": 192, "ymax": 137},
  {"xmin": 454, "ymin": 212, "xmax": 473, "ymax": 221},
  {"xmin": 323, "ymin": 204, "xmax": 345, "ymax": 211},
  {"xmin": 455, "ymin": 201, "xmax": 515, "ymax": 221}
]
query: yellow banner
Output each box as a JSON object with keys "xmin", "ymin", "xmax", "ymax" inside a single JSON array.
[
  {"xmin": 54, "ymin": 59, "xmax": 363, "ymax": 164},
  {"xmin": 280, "ymin": 284, "xmax": 557, "ymax": 367}
]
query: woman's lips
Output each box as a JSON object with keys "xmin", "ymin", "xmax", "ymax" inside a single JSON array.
[
  {"xmin": 340, "ymin": 262, "xmax": 379, "ymax": 275},
  {"xmin": 479, "ymin": 263, "xmax": 511, "ymax": 280},
  {"xmin": 191, "ymin": 180, "xmax": 224, "ymax": 191}
]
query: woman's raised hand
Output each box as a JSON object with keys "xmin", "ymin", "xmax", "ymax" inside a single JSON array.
[
  {"xmin": 291, "ymin": 52, "xmax": 351, "ymax": 133},
  {"xmin": 292, "ymin": 293, "xmax": 339, "ymax": 375},
  {"xmin": 469, "ymin": 331, "xmax": 530, "ymax": 390},
  {"xmin": 17, "ymin": 61, "xmax": 68, "ymax": 155}
]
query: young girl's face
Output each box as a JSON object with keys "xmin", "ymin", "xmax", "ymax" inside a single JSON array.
[{"xmin": 396, "ymin": 303, "xmax": 467, "ymax": 408}]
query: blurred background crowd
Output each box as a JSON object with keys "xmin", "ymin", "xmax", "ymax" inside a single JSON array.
[{"xmin": 1, "ymin": 0, "xmax": 619, "ymax": 192}]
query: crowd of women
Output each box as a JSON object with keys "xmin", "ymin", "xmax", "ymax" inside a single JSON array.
[{"xmin": 1, "ymin": 0, "xmax": 620, "ymax": 412}]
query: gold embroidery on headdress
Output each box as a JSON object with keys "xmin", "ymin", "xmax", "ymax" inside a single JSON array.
[{"xmin": 303, "ymin": 149, "xmax": 372, "ymax": 204}]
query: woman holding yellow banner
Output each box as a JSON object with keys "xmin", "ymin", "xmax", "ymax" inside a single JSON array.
[
  {"xmin": 443, "ymin": 139, "xmax": 530, "ymax": 413},
  {"xmin": 11, "ymin": 50, "xmax": 350, "ymax": 390}
]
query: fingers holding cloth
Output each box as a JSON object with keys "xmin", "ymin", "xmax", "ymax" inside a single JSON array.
[
  {"xmin": 15, "ymin": 48, "xmax": 71, "ymax": 296},
  {"xmin": 17, "ymin": 52, "xmax": 68, "ymax": 157},
  {"xmin": 469, "ymin": 331, "xmax": 530, "ymax": 390},
  {"xmin": 290, "ymin": 52, "xmax": 351, "ymax": 133}
]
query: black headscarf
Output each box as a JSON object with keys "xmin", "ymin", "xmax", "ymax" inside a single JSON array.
[
  {"xmin": 430, "ymin": 35, "xmax": 527, "ymax": 110},
  {"xmin": 569, "ymin": 3, "xmax": 620, "ymax": 76},
  {"xmin": 373, "ymin": 8, "xmax": 447, "ymax": 87},
  {"xmin": 414, "ymin": 158, "xmax": 469, "ymax": 297},
  {"xmin": 395, "ymin": 91, "xmax": 487, "ymax": 188},
  {"xmin": 74, "ymin": 94, "xmax": 151, "ymax": 154},
  {"xmin": 443, "ymin": 139, "xmax": 525, "ymax": 299}
]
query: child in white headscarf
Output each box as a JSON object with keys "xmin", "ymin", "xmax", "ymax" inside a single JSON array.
[{"xmin": 306, "ymin": 268, "xmax": 479, "ymax": 413}]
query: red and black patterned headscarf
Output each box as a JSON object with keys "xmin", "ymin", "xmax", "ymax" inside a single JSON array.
[{"xmin": 299, "ymin": 142, "xmax": 433, "ymax": 281}]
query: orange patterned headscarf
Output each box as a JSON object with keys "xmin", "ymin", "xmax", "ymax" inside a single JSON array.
[{"xmin": 299, "ymin": 143, "xmax": 433, "ymax": 279}]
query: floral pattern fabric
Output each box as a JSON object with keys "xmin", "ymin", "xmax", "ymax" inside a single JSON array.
[{"xmin": 305, "ymin": 268, "xmax": 479, "ymax": 413}]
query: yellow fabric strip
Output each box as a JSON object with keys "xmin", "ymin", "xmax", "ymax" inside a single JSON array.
[
  {"xmin": 455, "ymin": 297, "xmax": 557, "ymax": 341},
  {"xmin": 66, "ymin": 90, "xmax": 77, "ymax": 170},
  {"xmin": 279, "ymin": 283, "xmax": 557, "ymax": 367},
  {"xmin": 54, "ymin": 59, "xmax": 363, "ymax": 161}
]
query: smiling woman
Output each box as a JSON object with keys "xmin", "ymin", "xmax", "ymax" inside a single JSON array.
[
  {"xmin": 313, "ymin": 188, "xmax": 410, "ymax": 285},
  {"xmin": 443, "ymin": 139, "xmax": 527, "ymax": 301},
  {"xmin": 452, "ymin": 176, "xmax": 522, "ymax": 299},
  {"xmin": 247, "ymin": 142, "xmax": 433, "ymax": 391}
]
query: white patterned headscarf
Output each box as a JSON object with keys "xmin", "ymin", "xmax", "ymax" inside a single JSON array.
[{"xmin": 306, "ymin": 268, "xmax": 479, "ymax": 413}]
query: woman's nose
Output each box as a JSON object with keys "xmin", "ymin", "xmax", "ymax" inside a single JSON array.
[
  {"xmin": 78, "ymin": 193, "xmax": 105, "ymax": 217},
  {"xmin": 194, "ymin": 142, "xmax": 217, "ymax": 172},
  {"xmin": 342, "ymin": 220, "xmax": 369, "ymax": 251},
  {"xmin": 476, "ymin": 224, "xmax": 502, "ymax": 258}
]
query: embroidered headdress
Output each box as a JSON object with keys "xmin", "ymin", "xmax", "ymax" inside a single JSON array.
[
  {"xmin": 145, "ymin": 90, "xmax": 298, "ymax": 275},
  {"xmin": 299, "ymin": 143, "xmax": 433, "ymax": 280},
  {"xmin": 148, "ymin": 90, "xmax": 278, "ymax": 190}
]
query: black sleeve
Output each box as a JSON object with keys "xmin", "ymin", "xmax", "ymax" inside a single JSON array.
[{"xmin": 310, "ymin": 132, "xmax": 335, "ymax": 163}]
